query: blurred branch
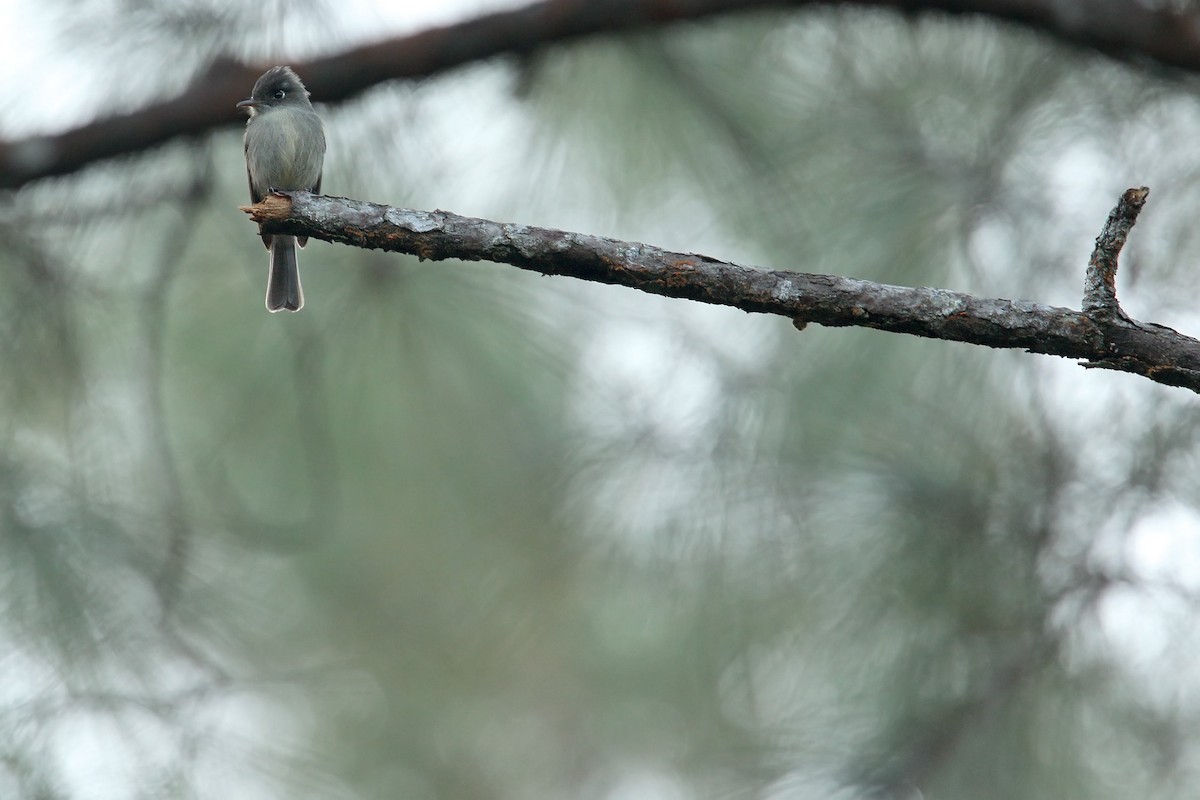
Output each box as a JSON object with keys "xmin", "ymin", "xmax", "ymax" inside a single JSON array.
[
  {"xmin": 3, "ymin": 0, "xmax": 1200, "ymax": 189},
  {"xmin": 245, "ymin": 188, "xmax": 1200, "ymax": 393},
  {"xmin": 861, "ymin": 634, "xmax": 1057, "ymax": 794}
]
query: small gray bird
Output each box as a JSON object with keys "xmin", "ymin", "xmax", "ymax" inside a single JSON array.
[{"xmin": 238, "ymin": 66, "xmax": 326, "ymax": 312}]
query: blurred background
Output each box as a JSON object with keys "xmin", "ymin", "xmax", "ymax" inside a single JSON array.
[{"xmin": 2, "ymin": 0, "xmax": 1200, "ymax": 798}]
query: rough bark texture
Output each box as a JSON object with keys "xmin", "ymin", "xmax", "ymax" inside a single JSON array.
[
  {"xmin": 245, "ymin": 191, "xmax": 1200, "ymax": 393},
  {"xmin": 1083, "ymin": 186, "xmax": 1146, "ymax": 317},
  {"xmin": 4, "ymin": 0, "xmax": 1200, "ymax": 189}
]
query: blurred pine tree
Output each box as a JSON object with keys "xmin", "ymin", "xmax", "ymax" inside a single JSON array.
[{"xmin": 0, "ymin": 2, "xmax": 1198, "ymax": 799}]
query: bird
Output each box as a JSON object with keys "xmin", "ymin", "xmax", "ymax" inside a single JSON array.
[{"xmin": 237, "ymin": 66, "xmax": 326, "ymax": 312}]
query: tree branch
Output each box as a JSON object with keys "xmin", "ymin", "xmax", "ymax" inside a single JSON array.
[
  {"xmin": 1083, "ymin": 185, "xmax": 1146, "ymax": 319},
  {"xmin": 4, "ymin": 0, "xmax": 1200, "ymax": 190},
  {"xmin": 244, "ymin": 188, "xmax": 1200, "ymax": 393}
]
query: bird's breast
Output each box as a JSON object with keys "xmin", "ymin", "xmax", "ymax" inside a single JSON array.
[{"xmin": 246, "ymin": 107, "xmax": 326, "ymax": 191}]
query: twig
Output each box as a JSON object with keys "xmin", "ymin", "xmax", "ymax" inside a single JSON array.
[{"xmin": 1082, "ymin": 186, "xmax": 1147, "ymax": 318}]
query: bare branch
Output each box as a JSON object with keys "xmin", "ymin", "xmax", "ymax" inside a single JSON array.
[
  {"xmin": 4, "ymin": 0, "xmax": 1200, "ymax": 189},
  {"xmin": 244, "ymin": 190, "xmax": 1200, "ymax": 393},
  {"xmin": 1083, "ymin": 186, "xmax": 1148, "ymax": 318}
]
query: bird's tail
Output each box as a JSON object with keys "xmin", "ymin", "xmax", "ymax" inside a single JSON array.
[{"xmin": 266, "ymin": 235, "xmax": 304, "ymax": 312}]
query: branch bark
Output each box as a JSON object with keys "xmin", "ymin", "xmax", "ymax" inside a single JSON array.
[
  {"xmin": 1083, "ymin": 186, "xmax": 1146, "ymax": 318},
  {"xmin": 244, "ymin": 189, "xmax": 1200, "ymax": 393},
  {"xmin": 4, "ymin": 0, "xmax": 1200, "ymax": 189}
]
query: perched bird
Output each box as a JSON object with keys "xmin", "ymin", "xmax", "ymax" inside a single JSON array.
[{"xmin": 238, "ymin": 66, "xmax": 326, "ymax": 312}]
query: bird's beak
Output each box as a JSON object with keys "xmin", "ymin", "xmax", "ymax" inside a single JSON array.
[{"xmin": 236, "ymin": 98, "xmax": 260, "ymax": 110}]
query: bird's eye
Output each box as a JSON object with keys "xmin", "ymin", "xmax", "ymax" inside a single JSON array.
[{"xmin": 273, "ymin": 89, "xmax": 286, "ymax": 100}]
